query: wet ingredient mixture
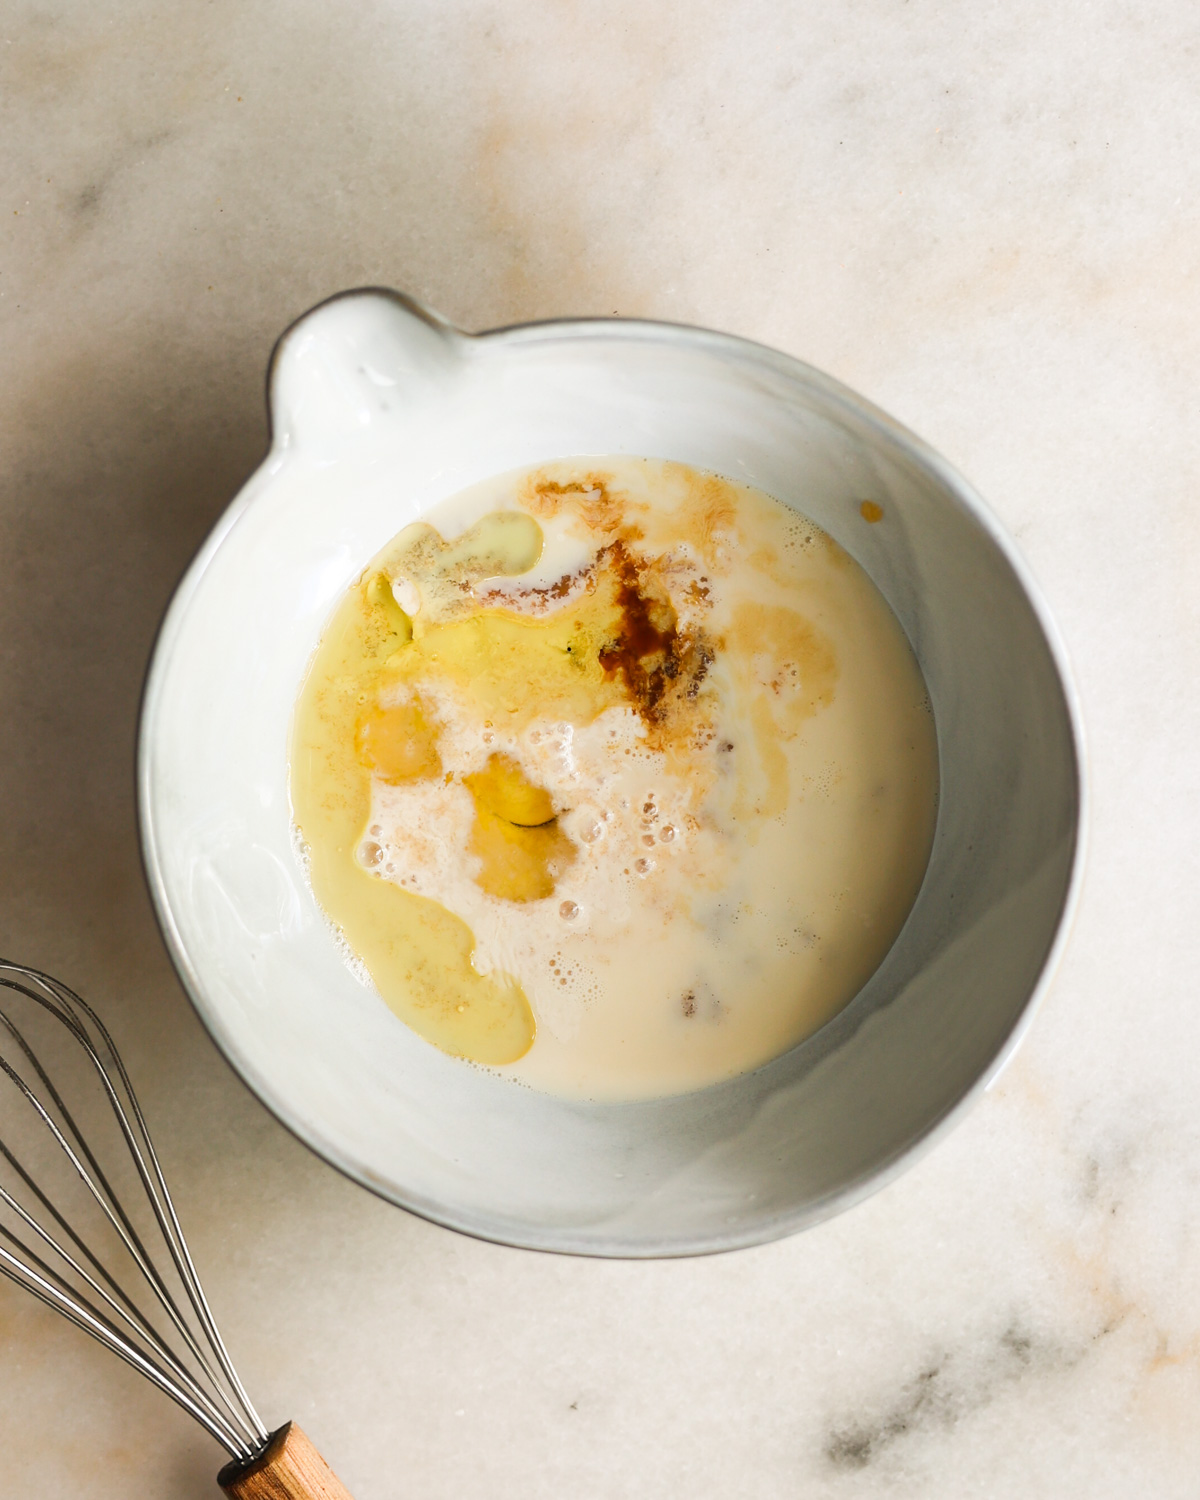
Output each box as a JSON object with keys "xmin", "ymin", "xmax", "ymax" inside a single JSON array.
[{"xmin": 290, "ymin": 459, "xmax": 938, "ymax": 1099}]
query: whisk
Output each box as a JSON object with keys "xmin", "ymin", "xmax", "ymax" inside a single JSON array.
[{"xmin": 0, "ymin": 960, "xmax": 355, "ymax": 1499}]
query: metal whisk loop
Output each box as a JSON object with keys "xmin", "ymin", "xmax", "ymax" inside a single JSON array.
[{"xmin": 0, "ymin": 961, "xmax": 269, "ymax": 1462}]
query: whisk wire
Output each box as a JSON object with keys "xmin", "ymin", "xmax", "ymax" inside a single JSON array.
[
  {"xmin": 0, "ymin": 1133, "xmax": 158, "ymax": 1340},
  {"xmin": 0, "ymin": 1151, "xmax": 253, "ymax": 1450},
  {"xmin": 0, "ymin": 1235, "xmax": 249, "ymax": 1452},
  {"xmin": 0, "ymin": 999, "xmax": 262, "ymax": 1452},
  {"xmin": 0, "ymin": 961, "xmax": 270, "ymax": 1462},
  {"xmin": 61, "ymin": 974, "xmax": 269, "ymax": 1441}
]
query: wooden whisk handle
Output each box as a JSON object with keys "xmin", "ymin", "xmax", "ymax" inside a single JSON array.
[{"xmin": 218, "ymin": 1422, "xmax": 354, "ymax": 1499}]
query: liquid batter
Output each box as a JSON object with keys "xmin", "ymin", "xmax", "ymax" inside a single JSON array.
[{"xmin": 290, "ymin": 459, "xmax": 938, "ymax": 1099}]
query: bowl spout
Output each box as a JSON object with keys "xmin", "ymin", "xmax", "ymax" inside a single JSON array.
[{"xmin": 268, "ymin": 289, "xmax": 465, "ymax": 454}]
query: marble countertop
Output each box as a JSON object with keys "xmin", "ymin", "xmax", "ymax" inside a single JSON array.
[{"xmin": 2, "ymin": 3, "xmax": 1197, "ymax": 1495}]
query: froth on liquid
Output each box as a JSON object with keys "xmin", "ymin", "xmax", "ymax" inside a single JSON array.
[{"xmin": 289, "ymin": 459, "xmax": 938, "ymax": 1100}]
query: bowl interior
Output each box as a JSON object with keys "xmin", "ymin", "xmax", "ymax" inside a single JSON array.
[{"xmin": 139, "ymin": 292, "xmax": 1081, "ymax": 1256}]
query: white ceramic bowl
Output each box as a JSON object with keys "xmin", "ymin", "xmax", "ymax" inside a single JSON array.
[{"xmin": 139, "ymin": 290, "xmax": 1084, "ymax": 1257}]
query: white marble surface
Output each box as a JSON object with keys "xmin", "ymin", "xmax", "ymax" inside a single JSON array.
[{"xmin": 2, "ymin": 2, "xmax": 1197, "ymax": 1494}]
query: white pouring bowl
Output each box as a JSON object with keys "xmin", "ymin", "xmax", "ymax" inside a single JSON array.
[{"xmin": 138, "ymin": 290, "xmax": 1084, "ymax": 1257}]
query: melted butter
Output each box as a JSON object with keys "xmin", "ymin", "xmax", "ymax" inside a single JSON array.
[
  {"xmin": 386, "ymin": 510, "xmax": 543, "ymax": 621},
  {"xmin": 291, "ymin": 458, "xmax": 940, "ymax": 1098},
  {"xmin": 290, "ymin": 569, "xmax": 536, "ymax": 1065}
]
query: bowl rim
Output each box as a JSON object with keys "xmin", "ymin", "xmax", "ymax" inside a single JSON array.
[{"xmin": 137, "ymin": 286, "xmax": 1089, "ymax": 1258}]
